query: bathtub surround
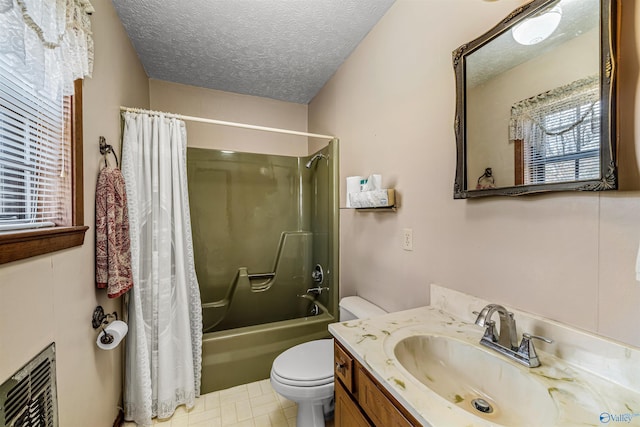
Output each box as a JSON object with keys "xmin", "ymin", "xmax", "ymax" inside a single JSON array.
[
  {"xmin": 188, "ymin": 148, "xmax": 333, "ymax": 331},
  {"xmin": 191, "ymin": 141, "xmax": 340, "ymax": 393},
  {"xmin": 121, "ymin": 111, "xmax": 203, "ymax": 426}
]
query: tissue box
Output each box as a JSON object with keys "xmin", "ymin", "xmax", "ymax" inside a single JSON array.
[{"xmin": 349, "ymin": 189, "xmax": 395, "ymax": 208}]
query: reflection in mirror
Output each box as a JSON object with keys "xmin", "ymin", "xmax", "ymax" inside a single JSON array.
[
  {"xmin": 509, "ymin": 75, "xmax": 600, "ymax": 186},
  {"xmin": 453, "ymin": 0, "xmax": 618, "ymax": 198}
]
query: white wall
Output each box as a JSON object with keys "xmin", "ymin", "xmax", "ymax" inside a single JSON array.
[
  {"xmin": 309, "ymin": 0, "xmax": 640, "ymax": 347},
  {"xmin": 0, "ymin": 0, "xmax": 149, "ymax": 425},
  {"xmin": 149, "ymin": 79, "xmax": 310, "ymax": 157}
]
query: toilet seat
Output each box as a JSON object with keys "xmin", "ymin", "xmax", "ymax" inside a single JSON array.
[
  {"xmin": 271, "ymin": 369, "xmax": 333, "ymax": 387},
  {"xmin": 271, "ymin": 339, "xmax": 334, "ymax": 387}
]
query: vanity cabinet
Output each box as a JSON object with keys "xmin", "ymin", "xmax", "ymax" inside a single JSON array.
[
  {"xmin": 334, "ymin": 341, "xmax": 418, "ymax": 427},
  {"xmin": 335, "ymin": 379, "xmax": 371, "ymax": 427}
]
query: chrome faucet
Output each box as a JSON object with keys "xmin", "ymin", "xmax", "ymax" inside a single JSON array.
[
  {"xmin": 474, "ymin": 304, "xmax": 553, "ymax": 368},
  {"xmin": 474, "ymin": 304, "xmax": 518, "ymax": 349}
]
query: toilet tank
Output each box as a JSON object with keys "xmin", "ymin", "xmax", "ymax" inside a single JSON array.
[{"xmin": 339, "ymin": 296, "xmax": 387, "ymax": 321}]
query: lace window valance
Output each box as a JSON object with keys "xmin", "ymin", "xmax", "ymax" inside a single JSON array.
[
  {"xmin": 509, "ymin": 75, "xmax": 600, "ymax": 147},
  {"xmin": 509, "ymin": 75, "xmax": 601, "ymax": 185},
  {"xmin": 0, "ymin": 0, "xmax": 94, "ymax": 98}
]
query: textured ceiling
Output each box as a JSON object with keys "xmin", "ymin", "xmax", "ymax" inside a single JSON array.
[{"xmin": 111, "ymin": 0, "xmax": 396, "ymax": 104}]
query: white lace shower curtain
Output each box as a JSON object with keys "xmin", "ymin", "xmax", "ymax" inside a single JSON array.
[{"xmin": 121, "ymin": 112, "xmax": 203, "ymax": 426}]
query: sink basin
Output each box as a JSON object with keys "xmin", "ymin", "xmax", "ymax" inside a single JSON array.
[{"xmin": 393, "ymin": 335, "xmax": 559, "ymax": 426}]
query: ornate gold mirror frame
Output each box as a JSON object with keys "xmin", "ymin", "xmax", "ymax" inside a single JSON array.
[{"xmin": 453, "ymin": 0, "xmax": 619, "ymax": 198}]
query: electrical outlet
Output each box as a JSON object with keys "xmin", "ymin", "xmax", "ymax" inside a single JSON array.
[{"xmin": 402, "ymin": 228, "xmax": 413, "ymax": 251}]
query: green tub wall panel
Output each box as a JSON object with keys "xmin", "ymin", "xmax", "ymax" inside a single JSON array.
[{"xmin": 187, "ymin": 140, "xmax": 339, "ymax": 393}]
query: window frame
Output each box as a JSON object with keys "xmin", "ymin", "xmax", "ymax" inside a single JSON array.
[{"xmin": 0, "ymin": 79, "xmax": 88, "ymax": 264}]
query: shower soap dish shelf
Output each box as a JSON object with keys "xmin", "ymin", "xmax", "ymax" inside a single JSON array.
[{"xmin": 350, "ymin": 189, "xmax": 396, "ymax": 211}]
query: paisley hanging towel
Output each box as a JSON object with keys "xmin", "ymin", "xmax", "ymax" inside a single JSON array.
[{"xmin": 96, "ymin": 166, "xmax": 133, "ymax": 298}]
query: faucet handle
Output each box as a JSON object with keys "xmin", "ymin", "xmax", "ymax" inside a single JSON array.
[
  {"xmin": 306, "ymin": 286, "xmax": 329, "ymax": 295},
  {"xmin": 523, "ymin": 333, "xmax": 553, "ymax": 344},
  {"xmin": 518, "ymin": 333, "xmax": 553, "ymax": 367}
]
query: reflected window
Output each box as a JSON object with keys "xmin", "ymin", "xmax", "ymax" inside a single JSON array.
[{"xmin": 510, "ymin": 76, "xmax": 600, "ymax": 185}]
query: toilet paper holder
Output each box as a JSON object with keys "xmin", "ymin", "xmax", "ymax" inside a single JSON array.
[{"xmin": 92, "ymin": 306, "xmax": 118, "ymax": 345}]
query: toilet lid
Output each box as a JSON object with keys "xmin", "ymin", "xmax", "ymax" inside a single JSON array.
[{"xmin": 272, "ymin": 339, "xmax": 334, "ymax": 385}]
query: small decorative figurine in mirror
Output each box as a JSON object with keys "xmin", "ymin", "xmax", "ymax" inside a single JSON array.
[{"xmin": 476, "ymin": 168, "xmax": 496, "ymax": 190}]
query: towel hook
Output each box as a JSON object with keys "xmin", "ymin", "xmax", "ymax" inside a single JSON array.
[{"xmin": 99, "ymin": 136, "xmax": 119, "ymax": 168}]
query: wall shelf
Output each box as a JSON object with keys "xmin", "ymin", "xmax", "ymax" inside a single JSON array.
[
  {"xmin": 348, "ymin": 189, "xmax": 396, "ymax": 210},
  {"xmin": 355, "ymin": 206, "xmax": 397, "ymax": 212}
]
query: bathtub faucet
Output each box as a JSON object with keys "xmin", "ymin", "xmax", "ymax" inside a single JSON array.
[{"xmin": 306, "ymin": 286, "xmax": 329, "ymax": 295}]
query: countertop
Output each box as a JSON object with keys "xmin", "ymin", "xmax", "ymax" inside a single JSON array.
[{"xmin": 329, "ymin": 287, "xmax": 640, "ymax": 426}]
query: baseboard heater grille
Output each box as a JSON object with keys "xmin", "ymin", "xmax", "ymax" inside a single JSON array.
[{"xmin": 0, "ymin": 343, "xmax": 58, "ymax": 427}]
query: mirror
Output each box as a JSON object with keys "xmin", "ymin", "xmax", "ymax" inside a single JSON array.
[{"xmin": 453, "ymin": 0, "xmax": 618, "ymax": 198}]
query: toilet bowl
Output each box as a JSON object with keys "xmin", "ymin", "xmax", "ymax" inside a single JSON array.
[
  {"xmin": 270, "ymin": 296, "xmax": 387, "ymax": 427},
  {"xmin": 270, "ymin": 339, "xmax": 334, "ymax": 427}
]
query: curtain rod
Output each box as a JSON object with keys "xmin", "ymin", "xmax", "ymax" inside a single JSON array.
[{"xmin": 119, "ymin": 106, "xmax": 335, "ymax": 140}]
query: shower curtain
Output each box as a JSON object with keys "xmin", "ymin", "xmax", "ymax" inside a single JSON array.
[{"xmin": 121, "ymin": 111, "xmax": 203, "ymax": 426}]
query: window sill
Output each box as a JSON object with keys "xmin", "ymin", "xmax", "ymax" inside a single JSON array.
[{"xmin": 0, "ymin": 226, "xmax": 89, "ymax": 264}]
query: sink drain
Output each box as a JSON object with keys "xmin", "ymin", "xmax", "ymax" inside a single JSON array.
[{"xmin": 472, "ymin": 398, "xmax": 493, "ymax": 414}]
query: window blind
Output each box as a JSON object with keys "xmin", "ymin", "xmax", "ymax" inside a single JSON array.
[
  {"xmin": 523, "ymin": 100, "xmax": 600, "ymax": 185},
  {"xmin": 0, "ymin": 55, "xmax": 71, "ymax": 232},
  {"xmin": 509, "ymin": 75, "xmax": 601, "ymax": 186}
]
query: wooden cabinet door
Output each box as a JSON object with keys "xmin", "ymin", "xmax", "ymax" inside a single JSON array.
[
  {"xmin": 335, "ymin": 379, "xmax": 372, "ymax": 427},
  {"xmin": 334, "ymin": 341, "xmax": 354, "ymax": 392},
  {"xmin": 357, "ymin": 368, "xmax": 414, "ymax": 427}
]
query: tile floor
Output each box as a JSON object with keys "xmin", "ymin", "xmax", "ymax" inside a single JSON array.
[{"xmin": 122, "ymin": 378, "xmax": 335, "ymax": 427}]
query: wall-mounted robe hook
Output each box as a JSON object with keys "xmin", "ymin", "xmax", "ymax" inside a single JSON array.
[{"xmin": 98, "ymin": 136, "xmax": 119, "ymax": 168}]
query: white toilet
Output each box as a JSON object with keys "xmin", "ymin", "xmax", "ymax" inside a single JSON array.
[{"xmin": 270, "ymin": 296, "xmax": 387, "ymax": 427}]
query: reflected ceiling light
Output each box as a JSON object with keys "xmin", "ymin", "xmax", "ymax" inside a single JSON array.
[
  {"xmin": 512, "ymin": 6, "xmax": 562, "ymax": 45},
  {"xmin": 220, "ymin": 150, "xmax": 235, "ymax": 154}
]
